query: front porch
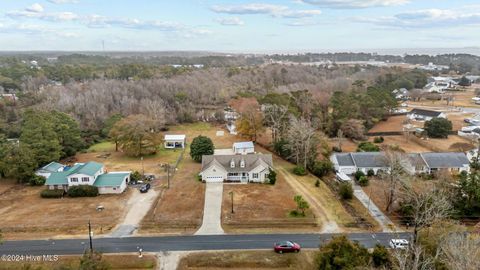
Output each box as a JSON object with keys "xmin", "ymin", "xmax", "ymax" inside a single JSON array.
[{"xmin": 226, "ymin": 172, "xmax": 249, "ymax": 183}]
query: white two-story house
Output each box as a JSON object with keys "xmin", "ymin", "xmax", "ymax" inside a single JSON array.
[{"xmin": 200, "ymin": 154, "xmax": 273, "ymax": 183}]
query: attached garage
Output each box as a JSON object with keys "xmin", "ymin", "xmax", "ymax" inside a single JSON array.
[{"xmin": 94, "ymin": 173, "xmax": 130, "ymax": 194}]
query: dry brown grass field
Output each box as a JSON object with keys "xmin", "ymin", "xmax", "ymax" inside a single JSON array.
[
  {"xmin": 0, "ymin": 183, "xmax": 131, "ymax": 240},
  {"xmin": 0, "ymin": 254, "xmax": 157, "ymax": 270},
  {"xmin": 177, "ymin": 250, "xmax": 317, "ymax": 270}
]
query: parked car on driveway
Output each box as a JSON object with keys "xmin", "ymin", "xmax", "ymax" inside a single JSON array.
[
  {"xmin": 139, "ymin": 183, "xmax": 151, "ymax": 193},
  {"xmin": 389, "ymin": 239, "xmax": 409, "ymax": 249},
  {"xmin": 274, "ymin": 241, "xmax": 301, "ymax": 254}
]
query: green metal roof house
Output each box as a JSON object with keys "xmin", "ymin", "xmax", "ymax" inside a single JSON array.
[
  {"xmin": 45, "ymin": 162, "xmax": 131, "ymax": 194},
  {"xmin": 36, "ymin": 162, "xmax": 66, "ymax": 178}
]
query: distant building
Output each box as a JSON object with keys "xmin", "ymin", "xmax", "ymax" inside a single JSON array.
[{"xmin": 407, "ymin": 108, "xmax": 446, "ymax": 121}]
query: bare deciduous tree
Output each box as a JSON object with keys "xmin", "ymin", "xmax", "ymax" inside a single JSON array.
[
  {"xmin": 439, "ymin": 233, "xmax": 480, "ymax": 270},
  {"xmin": 263, "ymin": 104, "xmax": 289, "ymax": 143},
  {"xmin": 285, "ymin": 117, "xmax": 317, "ymax": 168},
  {"xmin": 382, "ymin": 151, "xmax": 411, "ymax": 214}
]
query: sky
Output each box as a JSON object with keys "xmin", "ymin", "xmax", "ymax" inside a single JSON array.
[{"xmin": 0, "ymin": 0, "xmax": 479, "ymax": 52}]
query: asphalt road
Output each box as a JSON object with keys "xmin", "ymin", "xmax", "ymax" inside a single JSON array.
[{"xmin": 0, "ymin": 232, "xmax": 412, "ymax": 256}]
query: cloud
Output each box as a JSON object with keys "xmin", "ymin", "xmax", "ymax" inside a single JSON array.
[
  {"xmin": 0, "ymin": 22, "xmax": 78, "ymax": 38},
  {"xmin": 354, "ymin": 8, "xmax": 480, "ymax": 28},
  {"xmin": 285, "ymin": 19, "xmax": 318, "ymax": 26},
  {"xmin": 84, "ymin": 15, "xmax": 183, "ymax": 31},
  {"xmin": 298, "ymin": 0, "xmax": 409, "ymax": 9},
  {"xmin": 215, "ymin": 17, "xmax": 245, "ymax": 26},
  {"xmin": 25, "ymin": 3, "xmax": 44, "ymax": 13},
  {"xmin": 7, "ymin": 10, "xmax": 79, "ymax": 21},
  {"xmin": 211, "ymin": 3, "xmax": 321, "ymax": 18},
  {"xmin": 47, "ymin": 0, "xmax": 79, "ymax": 4}
]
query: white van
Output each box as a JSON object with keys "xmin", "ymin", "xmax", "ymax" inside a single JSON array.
[{"xmin": 389, "ymin": 239, "xmax": 409, "ymax": 249}]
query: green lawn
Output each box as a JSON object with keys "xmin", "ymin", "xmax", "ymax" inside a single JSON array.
[{"xmin": 87, "ymin": 141, "xmax": 115, "ymax": 152}]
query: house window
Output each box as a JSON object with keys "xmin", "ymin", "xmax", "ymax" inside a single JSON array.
[
  {"xmin": 71, "ymin": 177, "xmax": 78, "ymax": 182},
  {"xmin": 252, "ymin": 173, "xmax": 259, "ymax": 179},
  {"xmin": 230, "ymin": 160, "xmax": 235, "ymax": 168},
  {"xmin": 82, "ymin": 177, "xmax": 89, "ymax": 182},
  {"xmin": 240, "ymin": 160, "xmax": 245, "ymax": 168}
]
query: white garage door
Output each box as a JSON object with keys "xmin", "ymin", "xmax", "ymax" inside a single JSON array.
[{"xmin": 205, "ymin": 176, "xmax": 224, "ymax": 183}]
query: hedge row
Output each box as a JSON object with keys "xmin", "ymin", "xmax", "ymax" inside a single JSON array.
[
  {"xmin": 40, "ymin": 189, "xmax": 64, "ymax": 198},
  {"xmin": 67, "ymin": 185, "xmax": 99, "ymax": 197}
]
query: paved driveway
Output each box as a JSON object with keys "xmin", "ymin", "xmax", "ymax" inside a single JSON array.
[
  {"xmin": 195, "ymin": 183, "xmax": 224, "ymax": 235},
  {"xmin": 109, "ymin": 187, "xmax": 160, "ymax": 237},
  {"xmin": 353, "ymin": 183, "xmax": 396, "ymax": 232}
]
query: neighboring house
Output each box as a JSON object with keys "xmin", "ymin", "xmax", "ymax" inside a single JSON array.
[
  {"xmin": 458, "ymin": 126, "xmax": 480, "ymax": 140},
  {"xmin": 331, "ymin": 152, "xmax": 470, "ymax": 175},
  {"xmin": 44, "ymin": 161, "xmax": 131, "ymax": 194},
  {"xmin": 35, "ymin": 162, "xmax": 66, "ymax": 179},
  {"xmin": 233, "ymin": 141, "xmax": 255, "ymax": 155},
  {"xmin": 164, "ymin": 134, "xmax": 186, "ymax": 149},
  {"xmin": 407, "ymin": 108, "xmax": 446, "ymax": 121},
  {"xmin": 200, "ymin": 154, "xmax": 273, "ymax": 183},
  {"xmin": 421, "ymin": 152, "xmax": 470, "ymax": 174},
  {"xmin": 392, "ymin": 88, "xmax": 409, "ymax": 100},
  {"xmin": 330, "ymin": 152, "xmax": 389, "ymax": 175}
]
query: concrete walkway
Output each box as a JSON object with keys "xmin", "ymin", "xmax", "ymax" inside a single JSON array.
[
  {"xmin": 352, "ymin": 183, "xmax": 395, "ymax": 232},
  {"xmin": 110, "ymin": 188, "xmax": 159, "ymax": 237},
  {"xmin": 157, "ymin": 251, "xmax": 186, "ymax": 270},
  {"xmin": 195, "ymin": 183, "xmax": 224, "ymax": 235}
]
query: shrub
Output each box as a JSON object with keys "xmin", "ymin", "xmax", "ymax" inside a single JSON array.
[
  {"xmin": 339, "ymin": 183, "xmax": 353, "ymax": 200},
  {"xmin": 315, "ymin": 179, "xmax": 320, "ymax": 187},
  {"xmin": 315, "ymin": 235, "xmax": 370, "ymax": 269},
  {"xmin": 373, "ymin": 136, "xmax": 384, "ymax": 143},
  {"xmin": 190, "ymin": 135, "xmax": 214, "ymax": 162},
  {"xmin": 274, "ymin": 139, "xmax": 292, "ymax": 159},
  {"xmin": 332, "ymin": 146, "xmax": 342, "ymax": 153},
  {"xmin": 293, "ymin": 166, "xmax": 307, "ymax": 176},
  {"xmin": 196, "ymin": 174, "xmax": 202, "ymax": 182},
  {"xmin": 424, "ymin": 118, "xmax": 453, "ymax": 139},
  {"xmin": 357, "ymin": 142, "xmax": 380, "ymax": 152},
  {"xmin": 29, "ymin": 175, "xmax": 46, "ymax": 186},
  {"xmin": 267, "ymin": 168, "xmax": 277, "ymax": 185},
  {"xmin": 354, "ymin": 170, "xmax": 365, "ymax": 181},
  {"xmin": 367, "ymin": 169, "xmax": 375, "ymax": 177},
  {"xmin": 41, "ymin": 189, "xmax": 64, "ymax": 198},
  {"xmin": 67, "ymin": 185, "xmax": 99, "ymax": 197},
  {"xmin": 358, "ymin": 176, "xmax": 369, "ymax": 187},
  {"xmin": 311, "ymin": 160, "xmax": 333, "ymax": 178},
  {"xmin": 372, "ymin": 244, "xmax": 391, "ymax": 268},
  {"xmin": 130, "ymin": 171, "xmax": 142, "ymax": 182}
]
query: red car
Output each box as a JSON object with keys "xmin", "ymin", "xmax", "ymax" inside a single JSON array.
[{"xmin": 274, "ymin": 241, "xmax": 301, "ymax": 253}]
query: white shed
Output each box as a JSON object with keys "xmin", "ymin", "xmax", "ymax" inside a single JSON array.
[
  {"xmin": 233, "ymin": 141, "xmax": 255, "ymax": 155},
  {"xmin": 164, "ymin": 134, "xmax": 186, "ymax": 149}
]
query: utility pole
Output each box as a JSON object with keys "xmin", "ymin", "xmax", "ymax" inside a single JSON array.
[
  {"xmin": 141, "ymin": 156, "xmax": 144, "ymax": 178},
  {"xmin": 88, "ymin": 220, "xmax": 93, "ymax": 254},
  {"xmin": 167, "ymin": 164, "xmax": 170, "ymax": 189},
  {"xmin": 229, "ymin": 191, "xmax": 234, "ymax": 213}
]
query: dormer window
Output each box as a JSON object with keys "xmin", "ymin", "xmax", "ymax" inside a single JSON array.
[
  {"xmin": 230, "ymin": 159, "xmax": 235, "ymax": 168},
  {"xmin": 240, "ymin": 159, "xmax": 245, "ymax": 168}
]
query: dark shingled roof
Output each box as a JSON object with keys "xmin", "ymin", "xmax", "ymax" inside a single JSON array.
[
  {"xmin": 408, "ymin": 108, "xmax": 442, "ymax": 118},
  {"xmin": 202, "ymin": 154, "xmax": 272, "ymax": 172},
  {"xmin": 351, "ymin": 152, "xmax": 389, "ymax": 168},
  {"xmin": 421, "ymin": 152, "xmax": 469, "ymax": 168},
  {"xmin": 335, "ymin": 153, "xmax": 355, "ymax": 167}
]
